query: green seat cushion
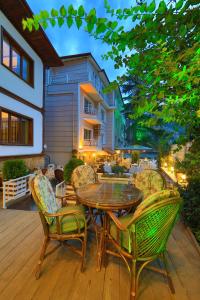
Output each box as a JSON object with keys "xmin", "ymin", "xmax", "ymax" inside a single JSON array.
[
  {"xmin": 110, "ymin": 214, "xmax": 134, "ymax": 252},
  {"xmin": 49, "ymin": 205, "xmax": 86, "ymax": 234}
]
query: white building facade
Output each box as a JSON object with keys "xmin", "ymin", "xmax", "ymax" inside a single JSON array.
[{"xmin": 0, "ymin": 0, "xmax": 62, "ymax": 169}]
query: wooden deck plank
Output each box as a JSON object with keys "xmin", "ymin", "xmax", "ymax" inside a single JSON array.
[{"xmin": 0, "ymin": 209, "xmax": 199, "ymax": 300}]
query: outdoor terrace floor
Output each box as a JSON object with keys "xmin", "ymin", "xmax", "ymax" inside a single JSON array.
[{"xmin": 0, "ymin": 208, "xmax": 200, "ymax": 300}]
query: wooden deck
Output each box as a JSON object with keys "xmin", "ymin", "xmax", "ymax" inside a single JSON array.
[{"xmin": 0, "ymin": 209, "xmax": 200, "ymax": 300}]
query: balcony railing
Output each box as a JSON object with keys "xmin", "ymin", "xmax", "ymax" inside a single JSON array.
[
  {"xmin": 84, "ymin": 107, "xmax": 97, "ymax": 115},
  {"xmin": 83, "ymin": 139, "xmax": 97, "ymax": 146}
]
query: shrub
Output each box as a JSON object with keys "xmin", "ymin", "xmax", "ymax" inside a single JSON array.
[
  {"xmin": 2, "ymin": 159, "xmax": 28, "ymax": 180},
  {"xmin": 180, "ymin": 176, "xmax": 200, "ymax": 243},
  {"xmin": 112, "ymin": 165, "xmax": 125, "ymax": 174},
  {"xmin": 64, "ymin": 157, "xmax": 84, "ymax": 183}
]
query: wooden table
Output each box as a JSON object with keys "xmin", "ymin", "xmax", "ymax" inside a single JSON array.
[{"xmin": 77, "ymin": 182, "xmax": 143, "ymax": 270}]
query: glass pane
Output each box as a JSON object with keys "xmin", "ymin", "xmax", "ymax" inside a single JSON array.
[
  {"xmin": 22, "ymin": 57, "xmax": 30, "ymax": 82},
  {"xmin": 2, "ymin": 37, "xmax": 10, "ymax": 67},
  {"xmin": 1, "ymin": 112, "xmax": 9, "ymax": 143},
  {"xmin": 12, "ymin": 48, "xmax": 21, "ymax": 75},
  {"xmin": 84, "ymin": 129, "xmax": 91, "ymax": 140},
  {"xmin": 21, "ymin": 118, "xmax": 30, "ymax": 145},
  {"xmin": 11, "ymin": 115, "xmax": 20, "ymax": 144}
]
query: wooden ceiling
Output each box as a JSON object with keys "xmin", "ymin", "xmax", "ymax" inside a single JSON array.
[{"xmin": 0, "ymin": 0, "xmax": 63, "ymax": 67}]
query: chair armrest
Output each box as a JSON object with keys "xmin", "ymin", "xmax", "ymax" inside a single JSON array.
[
  {"xmin": 107, "ymin": 211, "xmax": 127, "ymax": 231},
  {"xmin": 44, "ymin": 209, "xmax": 84, "ymax": 218},
  {"xmin": 56, "ymin": 195, "xmax": 77, "ymax": 206}
]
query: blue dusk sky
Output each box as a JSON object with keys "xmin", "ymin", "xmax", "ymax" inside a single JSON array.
[{"xmin": 27, "ymin": 0, "xmax": 141, "ymax": 82}]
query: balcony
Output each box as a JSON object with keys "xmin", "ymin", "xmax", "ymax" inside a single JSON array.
[
  {"xmin": 84, "ymin": 107, "xmax": 97, "ymax": 115},
  {"xmin": 83, "ymin": 139, "xmax": 97, "ymax": 146}
]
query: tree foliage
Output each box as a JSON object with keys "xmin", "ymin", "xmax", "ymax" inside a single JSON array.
[{"xmin": 23, "ymin": 0, "xmax": 200, "ymax": 145}]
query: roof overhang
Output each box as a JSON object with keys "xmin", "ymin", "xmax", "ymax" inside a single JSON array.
[
  {"xmin": 83, "ymin": 118, "xmax": 102, "ymax": 125},
  {"xmin": 0, "ymin": 0, "xmax": 63, "ymax": 67}
]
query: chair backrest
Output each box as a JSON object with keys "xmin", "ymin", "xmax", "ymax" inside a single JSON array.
[
  {"xmin": 30, "ymin": 175, "xmax": 58, "ymax": 225},
  {"xmin": 134, "ymin": 189, "xmax": 180, "ymax": 218},
  {"xmin": 134, "ymin": 169, "xmax": 165, "ymax": 198},
  {"xmin": 130, "ymin": 197, "xmax": 182, "ymax": 259},
  {"xmin": 71, "ymin": 165, "xmax": 96, "ymax": 190}
]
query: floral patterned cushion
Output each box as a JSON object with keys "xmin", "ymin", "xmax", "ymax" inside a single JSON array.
[
  {"xmin": 34, "ymin": 175, "xmax": 58, "ymax": 224},
  {"xmin": 134, "ymin": 170, "xmax": 165, "ymax": 199},
  {"xmin": 71, "ymin": 165, "xmax": 96, "ymax": 189}
]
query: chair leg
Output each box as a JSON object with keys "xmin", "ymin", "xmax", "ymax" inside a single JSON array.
[
  {"xmin": 81, "ymin": 233, "xmax": 87, "ymax": 273},
  {"xmin": 35, "ymin": 236, "xmax": 49, "ymax": 279},
  {"xmin": 162, "ymin": 252, "xmax": 175, "ymax": 294},
  {"xmin": 130, "ymin": 260, "xmax": 137, "ymax": 300}
]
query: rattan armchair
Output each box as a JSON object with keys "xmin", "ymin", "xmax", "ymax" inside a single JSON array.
[
  {"xmin": 71, "ymin": 164, "xmax": 97, "ymax": 190},
  {"xmin": 30, "ymin": 175, "xmax": 87, "ymax": 279},
  {"xmin": 134, "ymin": 169, "xmax": 166, "ymax": 199},
  {"xmin": 105, "ymin": 191, "xmax": 182, "ymax": 300}
]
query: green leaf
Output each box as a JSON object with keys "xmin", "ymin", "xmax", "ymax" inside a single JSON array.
[
  {"xmin": 67, "ymin": 16, "xmax": 73, "ymax": 28},
  {"xmin": 50, "ymin": 18, "xmax": 56, "ymax": 27},
  {"xmin": 58, "ymin": 17, "xmax": 64, "ymax": 27},
  {"xmin": 68, "ymin": 4, "xmax": 77, "ymax": 16},
  {"xmin": 78, "ymin": 5, "xmax": 85, "ymax": 17},
  {"xmin": 51, "ymin": 8, "xmax": 58, "ymax": 17},
  {"xmin": 87, "ymin": 22, "xmax": 94, "ymax": 33},
  {"xmin": 175, "ymin": 0, "xmax": 184, "ymax": 10},
  {"xmin": 60, "ymin": 5, "xmax": 67, "ymax": 17},
  {"xmin": 75, "ymin": 16, "xmax": 82, "ymax": 29},
  {"xmin": 157, "ymin": 1, "xmax": 167, "ymax": 14},
  {"xmin": 148, "ymin": 1, "xmax": 156, "ymax": 13},
  {"xmin": 96, "ymin": 23, "xmax": 107, "ymax": 34},
  {"xmin": 111, "ymin": 21, "xmax": 118, "ymax": 30},
  {"xmin": 40, "ymin": 10, "xmax": 49, "ymax": 19},
  {"xmin": 89, "ymin": 8, "xmax": 96, "ymax": 17}
]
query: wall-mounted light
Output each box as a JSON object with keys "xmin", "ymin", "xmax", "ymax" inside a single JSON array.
[{"xmin": 43, "ymin": 144, "xmax": 47, "ymax": 150}]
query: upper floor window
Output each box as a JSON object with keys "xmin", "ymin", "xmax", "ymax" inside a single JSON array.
[
  {"xmin": 0, "ymin": 108, "xmax": 33, "ymax": 146},
  {"xmin": 1, "ymin": 28, "xmax": 34, "ymax": 86},
  {"xmin": 84, "ymin": 98, "xmax": 96, "ymax": 115}
]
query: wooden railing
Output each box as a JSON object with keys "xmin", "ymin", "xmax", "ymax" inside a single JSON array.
[{"xmin": 3, "ymin": 174, "xmax": 34, "ymax": 208}]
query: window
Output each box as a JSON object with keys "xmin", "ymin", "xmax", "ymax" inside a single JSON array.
[
  {"xmin": 84, "ymin": 98, "xmax": 94, "ymax": 114},
  {"xmin": 0, "ymin": 108, "xmax": 33, "ymax": 145},
  {"xmin": 84, "ymin": 129, "xmax": 92, "ymax": 140},
  {"xmin": 1, "ymin": 28, "xmax": 34, "ymax": 86}
]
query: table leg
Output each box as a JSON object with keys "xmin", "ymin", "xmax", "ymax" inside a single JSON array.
[{"xmin": 96, "ymin": 212, "xmax": 109, "ymax": 272}]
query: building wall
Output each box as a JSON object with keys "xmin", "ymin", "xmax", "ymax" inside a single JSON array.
[
  {"xmin": 0, "ymin": 11, "xmax": 44, "ymax": 159},
  {"xmin": 0, "ymin": 11, "xmax": 44, "ymax": 108},
  {"xmin": 106, "ymin": 111, "xmax": 115, "ymax": 150},
  {"xmin": 45, "ymin": 78, "xmax": 79, "ymax": 165}
]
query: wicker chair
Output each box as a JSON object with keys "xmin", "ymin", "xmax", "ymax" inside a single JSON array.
[
  {"xmin": 30, "ymin": 175, "xmax": 87, "ymax": 279},
  {"xmin": 105, "ymin": 191, "xmax": 182, "ymax": 300},
  {"xmin": 71, "ymin": 164, "xmax": 97, "ymax": 190},
  {"xmin": 134, "ymin": 169, "xmax": 166, "ymax": 199}
]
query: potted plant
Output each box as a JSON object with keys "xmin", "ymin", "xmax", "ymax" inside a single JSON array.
[{"xmin": 64, "ymin": 157, "xmax": 84, "ymax": 183}]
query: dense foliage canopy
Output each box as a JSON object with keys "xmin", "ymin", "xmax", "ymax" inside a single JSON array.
[{"xmin": 23, "ymin": 0, "xmax": 200, "ymax": 146}]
